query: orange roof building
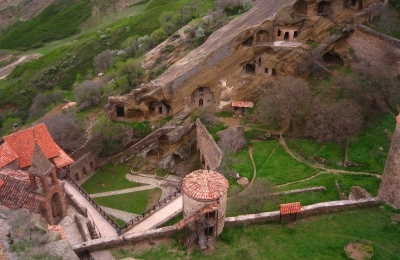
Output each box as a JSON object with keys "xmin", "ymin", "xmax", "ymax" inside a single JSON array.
[
  {"xmin": 181, "ymin": 170, "xmax": 229, "ymax": 243},
  {"xmin": 0, "ymin": 123, "xmax": 74, "ymax": 170}
]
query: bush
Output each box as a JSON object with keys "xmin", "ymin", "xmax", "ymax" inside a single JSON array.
[{"xmin": 74, "ymin": 80, "xmax": 104, "ymax": 110}]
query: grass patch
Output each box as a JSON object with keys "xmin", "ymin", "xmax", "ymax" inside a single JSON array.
[
  {"xmin": 114, "ymin": 207, "xmax": 400, "ymax": 259},
  {"xmin": 315, "ymin": 142, "xmax": 345, "ymax": 168},
  {"xmin": 109, "ymin": 214, "xmax": 126, "ymax": 226},
  {"xmin": 253, "ymin": 141, "xmax": 319, "ymax": 185},
  {"xmin": 81, "ymin": 164, "xmax": 140, "ymax": 194},
  {"xmin": 160, "ymin": 213, "xmax": 183, "ymax": 227},
  {"xmin": 215, "ymin": 111, "xmax": 232, "ymax": 118},
  {"xmin": 347, "ymin": 113, "xmax": 394, "ymax": 173},
  {"xmin": 94, "ymin": 188, "xmax": 161, "ymax": 214},
  {"xmin": 205, "ymin": 123, "xmax": 227, "ymax": 141}
]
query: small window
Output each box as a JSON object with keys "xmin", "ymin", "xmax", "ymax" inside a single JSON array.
[
  {"xmin": 116, "ymin": 106, "xmax": 125, "ymax": 117},
  {"xmin": 272, "ymin": 69, "xmax": 276, "ymax": 76},
  {"xmin": 207, "ymin": 100, "xmax": 210, "ymax": 102},
  {"xmin": 277, "ymin": 29, "xmax": 281, "ymax": 37},
  {"xmin": 294, "ymin": 31, "xmax": 298, "ymax": 38},
  {"xmin": 199, "ymin": 87, "xmax": 204, "ymax": 92},
  {"xmin": 206, "ymin": 211, "xmax": 216, "ymax": 219},
  {"xmin": 264, "ymin": 68, "xmax": 269, "ymax": 74}
]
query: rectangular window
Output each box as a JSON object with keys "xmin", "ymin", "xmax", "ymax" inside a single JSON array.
[
  {"xmin": 264, "ymin": 68, "xmax": 269, "ymax": 74},
  {"xmin": 277, "ymin": 29, "xmax": 281, "ymax": 37}
]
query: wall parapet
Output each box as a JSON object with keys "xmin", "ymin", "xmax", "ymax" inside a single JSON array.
[{"xmin": 356, "ymin": 24, "xmax": 400, "ymax": 48}]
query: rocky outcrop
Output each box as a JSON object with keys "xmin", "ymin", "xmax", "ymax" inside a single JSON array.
[{"xmin": 106, "ymin": 0, "xmax": 381, "ymax": 120}]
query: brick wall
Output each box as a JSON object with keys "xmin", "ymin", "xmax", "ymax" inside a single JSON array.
[{"xmin": 196, "ymin": 119, "xmax": 223, "ymax": 170}]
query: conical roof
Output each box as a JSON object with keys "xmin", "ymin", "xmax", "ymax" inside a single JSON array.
[
  {"xmin": 182, "ymin": 170, "xmax": 228, "ymax": 201},
  {"xmin": 28, "ymin": 142, "xmax": 54, "ymax": 176}
]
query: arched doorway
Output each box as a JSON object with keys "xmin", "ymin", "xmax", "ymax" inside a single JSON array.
[
  {"xmin": 284, "ymin": 32, "xmax": 289, "ymax": 41},
  {"xmin": 199, "ymin": 99, "xmax": 203, "ymax": 107}
]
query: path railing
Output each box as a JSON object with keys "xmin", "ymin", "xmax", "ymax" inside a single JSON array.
[
  {"xmin": 120, "ymin": 187, "xmax": 182, "ymax": 233},
  {"xmin": 65, "ymin": 174, "xmax": 121, "ymax": 233}
]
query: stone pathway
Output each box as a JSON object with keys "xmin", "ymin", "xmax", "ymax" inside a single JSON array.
[
  {"xmin": 90, "ymin": 185, "xmax": 154, "ymax": 198},
  {"xmin": 100, "ymin": 206, "xmax": 137, "ymax": 222},
  {"xmin": 63, "ymin": 181, "xmax": 118, "ymax": 238},
  {"xmin": 58, "ymin": 206, "xmax": 85, "ymax": 246},
  {"xmin": 122, "ymin": 194, "xmax": 183, "ymax": 235}
]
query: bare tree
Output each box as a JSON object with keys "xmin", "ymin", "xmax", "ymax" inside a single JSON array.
[
  {"xmin": 305, "ymin": 99, "xmax": 364, "ymax": 143},
  {"xmin": 217, "ymin": 126, "xmax": 247, "ymax": 152},
  {"xmin": 43, "ymin": 111, "xmax": 87, "ymax": 153},
  {"xmin": 228, "ymin": 179, "xmax": 279, "ymax": 214},
  {"xmin": 29, "ymin": 90, "xmax": 64, "ymax": 119},
  {"xmin": 252, "ymin": 76, "xmax": 312, "ymax": 131},
  {"xmin": 94, "ymin": 49, "xmax": 115, "ymax": 73},
  {"xmin": 352, "ymin": 63, "xmax": 400, "ymax": 113},
  {"xmin": 376, "ymin": 6, "xmax": 400, "ymax": 34},
  {"xmin": 74, "ymin": 80, "xmax": 104, "ymax": 110}
]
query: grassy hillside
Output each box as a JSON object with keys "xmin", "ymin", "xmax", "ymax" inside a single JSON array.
[{"xmin": 0, "ymin": 0, "xmax": 92, "ymax": 50}]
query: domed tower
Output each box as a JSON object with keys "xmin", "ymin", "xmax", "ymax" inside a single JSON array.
[
  {"xmin": 378, "ymin": 115, "xmax": 400, "ymax": 208},
  {"xmin": 180, "ymin": 169, "xmax": 228, "ymax": 248}
]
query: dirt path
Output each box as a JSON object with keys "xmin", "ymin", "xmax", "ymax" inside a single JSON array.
[
  {"xmin": 239, "ymin": 146, "xmax": 256, "ymax": 195},
  {"xmin": 0, "ymin": 54, "xmax": 41, "ymax": 79},
  {"xmin": 279, "ymin": 137, "xmax": 382, "ymax": 179}
]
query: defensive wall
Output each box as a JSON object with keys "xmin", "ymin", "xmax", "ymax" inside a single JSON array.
[{"xmin": 72, "ymin": 197, "xmax": 380, "ymax": 253}]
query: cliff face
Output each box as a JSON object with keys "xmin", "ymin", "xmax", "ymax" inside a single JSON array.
[{"xmin": 106, "ymin": 0, "xmax": 381, "ymax": 121}]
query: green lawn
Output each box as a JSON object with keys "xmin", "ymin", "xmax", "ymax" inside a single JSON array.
[
  {"xmin": 347, "ymin": 113, "xmax": 394, "ymax": 174},
  {"xmin": 94, "ymin": 188, "xmax": 161, "ymax": 214},
  {"xmin": 112, "ymin": 207, "xmax": 400, "ymax": 259},
  {"xmin": 254, "ymin": 142, "xmax": 320, "ymax": 185},
  {"xmin": 81, "ymin": 164, "xmax": 140, "ymax": 194}
]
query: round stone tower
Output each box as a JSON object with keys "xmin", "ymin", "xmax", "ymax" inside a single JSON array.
[
  {"xmin": 378, "ymin": 115, "xmax": 400, "ymax": 208},
  {"xmin": 182, "ymin": 169, "xmax": 229, "ymax": 237}
]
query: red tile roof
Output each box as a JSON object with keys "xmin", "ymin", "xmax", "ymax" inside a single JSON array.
[
  {"xmin": 232, "ymin": 101, "xmax": 254, "ymax": 108},
  {"xmin": 0, "ymin": 142, "xmax": 19, "ymax": 168},
  {"xmin": 2, "ymin": 123, "xmax": 73, "ymax": 169},
  {"xmin": 182, "ymin": 170, "xmax": 228, "ymax": 201},
  {"xmin": 0, "ymin": 168, "xmax": 29, "ymax": 181},
  {"xmin": 0, "ymin": 172, "xmax": 42, "ymax": 212},
  {"xmin": 280, "ymin": 202, "xmax": 301, "ymax": 215},
  {"xmin": 53, "ymin": 146, "xmax": 74, "ymax": 168}
]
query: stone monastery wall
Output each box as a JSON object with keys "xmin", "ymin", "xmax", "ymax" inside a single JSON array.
[{"xmin": 196, "ymin": 119, "xmax": 223, "ymax": 170}]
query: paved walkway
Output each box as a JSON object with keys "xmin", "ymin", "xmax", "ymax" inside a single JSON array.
[
  {"xmin": 100, "ymin": 206, "xmax": 137, "ymax": 222},
  {"xmin": 63, "ymin": 181, "xmax": 117, "ymax": 237},
  {"xmin": 123, "ymin": 194, "xmax": 183, "ymax": 235},
  {"xmin": 90, "ymin": 185, "xmax": 154, "ymax": 198}
]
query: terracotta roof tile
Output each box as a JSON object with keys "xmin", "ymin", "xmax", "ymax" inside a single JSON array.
[
  {"xmin": 0, "ymin": 168, "xmax": 30, "ymax": 181},
  {"xmin": 280, "ymin": 202, "xmax": 301, "ymax": 215},
  {"xmin": 0, "ymin": 142, "xmax": 19, "ymax": 168},
  {"xmin": 0, "ymin": 172, "xmax": 41, "ymax": 212},
  {"xmin": 52, "ymin": 146, "xmax": 74, "ymax": 168},
  {"xmin": 232, "ymin": 101, "xmax": 254, "ymax": 108},
  {"xmin": 2, "ymin": 123, "xmax": 73, "ymax": 169},
  {"xmin": 183, "ymin": 170, "xmax": 228, "ymax": 201}
]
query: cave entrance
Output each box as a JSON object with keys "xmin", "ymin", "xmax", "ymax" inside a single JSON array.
[
  {"xmin": 322, "ymin": 52, "xmax": 344, "ymax": 66},
  {"xmin": 116, "ymin": 106, "xmax": 125, "ymax": 117}
]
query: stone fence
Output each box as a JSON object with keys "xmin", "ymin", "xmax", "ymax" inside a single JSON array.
[
  {"xmin": 72, "ymin": 197, "xmax": 380, "ymax": 253},
  {"xmin": 356, "ymin": 24, "xmax": 400, "ymax": 48},
  {"xmin": 224, "ymin": 197, "xmax": 380, "ymax": 227}
]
